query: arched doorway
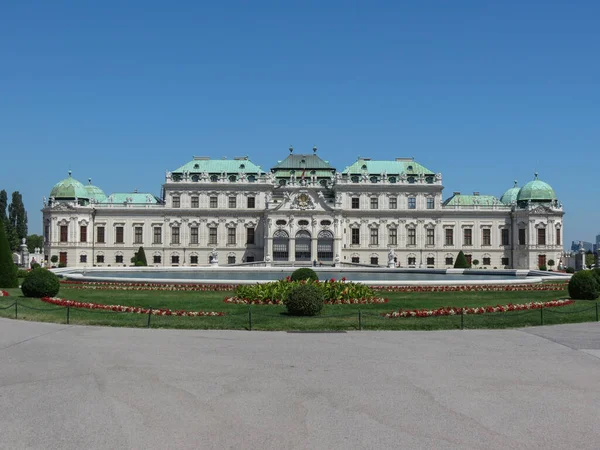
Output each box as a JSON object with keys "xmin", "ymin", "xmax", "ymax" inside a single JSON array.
[
  {"xmin": 273, "ymin": 230, "xmax": 289, "ymax": 261},
  {"xmin": 295, "ymin": 230, "xmax": 311, "ymax": 262},
  {"xmin": 317, "ymin": 230, "xmax": 334, "ymax": 262}
]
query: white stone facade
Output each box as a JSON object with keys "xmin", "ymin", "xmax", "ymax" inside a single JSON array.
[{"xmin": 42, "ymin": 154, "xmax": 564, "ymax": 270}]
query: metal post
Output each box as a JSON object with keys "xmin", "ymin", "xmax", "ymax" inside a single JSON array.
[
  {"xmin": 358, "ymin": 310, "xmax": 362, "ymax": 330},
  {"xmin": 540, "ymin": 307, "xmax": 544, "ymax": 326},
  {"xmin": 66, "ymin": 306, "xmax": 70, "ymax": 324},
  {"xmin": 248, "ymin": 306, "xmax": 252, "ymax": 331},
  {"xmin": 147, "ymin": 308, "xmax": 152, "ymax": 328},
  {"xmin": 460, "ymin": 308, "xmax": 464, "ymax": 330}
]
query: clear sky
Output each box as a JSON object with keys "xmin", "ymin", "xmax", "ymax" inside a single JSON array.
[{"xmin": 1, "ymin": 0, "xmax": 599, "ymax": 248}]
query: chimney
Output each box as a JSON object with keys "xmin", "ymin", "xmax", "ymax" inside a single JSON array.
[{"xmin": 453, "ymin": 191, "xmax": 460, "ymax": 196}]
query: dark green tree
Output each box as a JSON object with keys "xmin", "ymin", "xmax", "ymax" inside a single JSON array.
[
  {"xmin": 7, "ymin": 192, "xmax": 27, "ymax": 251},
  {"xmin": 0, "ymin": 189, "xmax": 7, "ymax": 224},
  {"xmin": 454, "ymin": 251, "xmax": 471, "ymax": 269},
  {"xmin": 27, "ymin": 234, "xmax": 44, "ymax": 253},
  {"xmin": 0, "ymin": 218, "xmax": 18, "ymax": 288},
  {"xmin": 135, "ymin": 246, "xmax": 148, "ymax": 266}
]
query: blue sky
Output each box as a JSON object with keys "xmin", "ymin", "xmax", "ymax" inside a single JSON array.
[{"xmin": 1, "ymin": 0, "xmax": 599, "ymax": 247}]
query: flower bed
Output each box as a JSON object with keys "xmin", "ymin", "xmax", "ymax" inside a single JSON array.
[
  {"xmin": 373, "ymin": 284, "xmax": 567, "ymax": 293},
  {"xmin": 41, "ymin": 297, "xmax": 226, "ymax": 316},
  {"xmin": 224, "ymin": 296, "xmax": 389, "ymax": 305},
  {"xmin": 61, "ymin": 280, "xmax": 236, "ymax": 291},
  {"xmin": 382, "ymin": 299, "xmax": 574, "ymax": 318},
  {"xmin": 0, "ymin": 290, "xmax": 9, "ymax": 297}
]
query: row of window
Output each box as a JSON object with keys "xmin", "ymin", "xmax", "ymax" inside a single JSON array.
[
  {"xmin": 350, "ymin": 255, "xmax": 512, "ymax": 266},
  {"xmin": 351, "ymin": 196, "xmax": 435, "ymax": 210},
  {"xmin": 79, "ymin": 254, "xmax": 252, "ymax": 265},
  {"xmin": 59, "ymin": 225, "xmax": 255, "ymax": 246},
  {"xmin": 172, "ymin": 196, "xmax": 256, "ymax": 209}
]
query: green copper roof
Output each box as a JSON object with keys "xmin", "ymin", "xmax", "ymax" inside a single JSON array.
[
  {"xmin": 342, "ymin": 158, "xmax": 434, "ymax": 175},
  {"xmin": 173, "ymin": 157, "xmax": 262, "ymax": 174},
  {"xmin": 271, "ymin": 152, "xmax": 334, "ymax": 171},
  {"xmin": 85, "ymin": 178, "xmax": 107, "ymax": 202},
  {"xmin": 517, "ymin": 173, "xmax": 557, "ymax": 202},
  {"xmin": 102, "ymin": 193, "xmax": 159, "ymax": 204},
  {"xmin": 274, "ymin": 169, "xmax": 334, "ymax": 178},
  {"xmin": 443, "ymin": 194, "xmax": 500, "ymax": 207},
  {"xmin": 500, "ymin": 181, "xmax": 520, "ymax": 205},
  {"xmin": 50, "ymin": 171, "xmax": 90, "ymax": 199}
]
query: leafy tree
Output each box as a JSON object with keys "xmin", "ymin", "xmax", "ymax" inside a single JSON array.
[
  {"xmin": 547, "ymin": 259, "xmax": 555, "ymax": 270},
  {"xmin": 7, "ymin": 191, "xmax": 27, "ymax": 251},
  {"xmin": 0, "ymin": 218, "xmax": 18, "ymax": 288},
  {"xmin": 0, "ymin": 189, "xmax": 7, "ymax": 224},
  {"xmin": 454, "ymin": 251, "xmax": 470, "ymax": 269},
  {"xmin": 585, "ymin": 252, "xmax": 595, "ymax": 269},
  {"xmin": 27, "ymin": 234, "xmax": 44, "ymax": 253}
]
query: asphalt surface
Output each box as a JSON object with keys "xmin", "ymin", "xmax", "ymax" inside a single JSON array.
[{"xmin": 1, "ymin": 318, "xmax": 600, "ymax": 450}]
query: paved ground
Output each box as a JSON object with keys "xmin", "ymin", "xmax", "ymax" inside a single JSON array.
[{"xmin": 1, "ymin": 319, "xmax": 600, "ymax": 450}]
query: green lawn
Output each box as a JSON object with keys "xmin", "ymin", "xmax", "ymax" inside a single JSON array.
[{"xmin": 1, "ymin": 281, "xmax": 596, "ymax": 331}]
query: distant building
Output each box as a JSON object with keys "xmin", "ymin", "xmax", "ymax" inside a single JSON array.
[
  {"xmin": 42, "ymin": 149, "xmax": 564, "ymax": 270},
  {"xmin": 571, "ymin": 241, "xmax": 593, "ymax": 253}
]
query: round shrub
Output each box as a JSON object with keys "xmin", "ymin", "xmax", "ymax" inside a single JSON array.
[
  {"xmin": 30, "ymin": 262, "xmax": 41, "ymax": 270},
  {"xmin": 592, "ymin": 268, "xmax": 600, "ymax": 283},
  {"xmin": 16, "ymin": 269, "xmax": 29, "ymax": 278},
  {"xmin": 290, "ymin": 267, "xmax": 318, "ymax": 282},
  {"xmin": 566, "ymin": 267, "xmax": 575, "ymax": 274},
  {"xmin": 21, "ymin": 268, "xmax": 60, "ymax": 298},
  {"xmin": 568, "ymin": 271, "xmax": 600, "ymax": 300},
  {"xmin": 285, "ymin": 283, "xmax": 324, "ymax": 316}
]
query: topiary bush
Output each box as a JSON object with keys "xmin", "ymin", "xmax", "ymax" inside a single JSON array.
[
  {"xmin": 454, "ymin": 251, "xmax": 470, "ymax": 269},
  {"xmin": 290, "ymin": 267, "xmax": 318, "ymax": 282},
  {"xmin": 566, "ymin": 267, "xmax": 575, "ymax": 274},
  {"xmin": 285, "ymin": 283, "xmax": 324, "ymax": 316},
  {"xmin": 538, "ymin": 265, "xmax": 547, "ymax": 271},
  {"xmin": 21, "ymin": 268, "xmax": 60, "ymax": 298},
  {"xmin": 568, "ymin": 271, "xmax": 600, "ymax": 300}
]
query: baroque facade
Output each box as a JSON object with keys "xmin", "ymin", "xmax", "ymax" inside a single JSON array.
[{"xmin": 42, "ymin": 147, "xmax": 564, "ymax": 270}]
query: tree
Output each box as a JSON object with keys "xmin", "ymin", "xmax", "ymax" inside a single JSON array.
[
  {"xmin": 454, "ymin": 251, "xmax": 470, "ymax": 269},
  {"xmin": 27, "ymin": 234, "xmax": 44, "ymax": 253},
  {"xmin": 585, "ymin": 252, "xmax": 595, "ymax": 270},
  {"xmin": 547, "ymin": 259, "xmax": 555, "ymax": 270},
  {"xmin": 135, "ymin": 246, "xmax": 148, "ymax": 266},
  {"xmin": 472, "ymin": 259, "xmax": 480, "ymax": 268},
  {"xmin": 0, "ymin": 217, "xmax": 18, "ymax": 288},
  {"xmin": 7, "ymin": 191, "xmax": 27, "ymax": 252},
  {"xmin": 0, "ymin": 190, "xmax": 7, "ymax": 224}
]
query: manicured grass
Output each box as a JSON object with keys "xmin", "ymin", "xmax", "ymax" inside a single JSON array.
[{"xmin": 0, "ymin": 282, "xmax": 596, "ymax": 331}]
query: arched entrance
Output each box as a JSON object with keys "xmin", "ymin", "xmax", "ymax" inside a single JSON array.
[
  {"xmin": 317, "ymin": 230, "xmax": 334, "ymax": 262},
  {"xmin": 295, "ymin": 230, "xmax": 311, "ymax": 262},
  {"xmin": 273, "ymin": 230, "xmax": 289, "ymax": 261}
]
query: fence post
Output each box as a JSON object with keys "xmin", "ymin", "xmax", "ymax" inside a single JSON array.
[
  {"xmin": 147, "ymin": 308, "xmax": 152, "ymax": 328},
  {"xmin": 248, "ymin": 306, "xmax": 252, "ymax": 331},
  {"xmin": 358, "ymin": 309, "xmax": 362, "ymax": 331},
  {"xmin": 460, "ymin": 308, "xmax": 464, "ymax": 330},
  {"xmin": 540, "ymin": 306, "xmax": 544, "ymax": 326},
  {"xmin": 66, "ymin": 306, "xmax": 70, "ymax": 324},
  {"xmin": 15, "ymin": 300, "xmax": 17, "ymax": 319}
]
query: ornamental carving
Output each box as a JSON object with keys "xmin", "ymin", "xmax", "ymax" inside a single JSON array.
[{"xmin": 290, "ymin": 192, "xmax": 316, "ymax": 210}]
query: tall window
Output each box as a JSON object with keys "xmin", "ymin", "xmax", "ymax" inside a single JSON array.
[
  {"xmin": 191, "ymin": 196, "xmax": 199, "ymax": 208},
  {"xmin": 228, "ymin": 255, "xmax": 236, "ymax": 264},
  {"xmin": 96, "ymin": 254, "xmax": 104, "ymax": 263},
  {"xmin": 134, "ymin": 227, "xmax": 143, "ymax": 244},
  {"xmin": 60, "ymin": 225, "xmax": 68, "ymax": 242},
  {"xmin": 556, "ymin": 228, "xmax": 561, "ymax": 246},
  {"xmin": 407, "ymin": 228, "xmax": 416, "ymax": 246},
  {"xmin": 171, "ymin": 227, "xmax": 180, "ymax": 244},
  {"xmin": 501, "ymin": 229, "xmax": 509, "ymax": 246},
  {"xmin": 171, "ymin": 255, "xmax": 180, "ymax": 265},
  {"xmin": 408, "ymin": 197, "xmax": 416, "ymax": 209},
  {"xmin": 172, "ymin": 196, "xmax": 180, "ymax": 208},
  {"xmin": 426, "ymin": 257, "xmax": 435, "ymax": 266},
  {"xmin": 519, "ymin": 228, "xmax": 526, "ymax": 245},
  {"xmin": 115, "ymin": 226, "xmax": 124, "ymax": 244},
  {"xmin": 247, "ymin": 197, "xmax": 256, "ymax": 208},
  {"xmin": 210, "ymin": 196, "xmax": 218, "ymax": 208},
  {"xmin": 426, "ymin": 197, "xmax": 434, "ymax": 209},
  {"xmin": 44, "ymin": 223, "xmax": 49, "ymax": 241},
  {"xmin": 463, "ymin": 228, "xmax": 472, "ymax": 246},
  {"xmin": 190, "ymin": 255, "xmax": 198, "ymax": 265},
  {"xmin": 115, "ymin": 254, "xmax": 123, "ymax": 263},
  {"xmin": 537, "ymin": 228, "xmax": 546, "ymax": 246},
  {"xmin": 228, "ymin": 196, "xmax": 237, "ymax": 208},
  {"xmin": 389, "ymin": 197, "xmax": 397, "ymax": 209},
  {"xmin": 80, "ymin": 254, "xmax": 87, "ymax": 263},
  {"xmin": 246, "ymin": 228, "xmax": 255, "ymax": 245},
  {"xmin": 97, "ymin": 226, "xmax": 105, "ymax": 243},
  {"xmin": 209, "ymin": 227, "xmax": 217, "ymax": 245},
  {"xmin": 153, "ymin": 255, "xmax": 161, "ymax": 264},
  {"xmin": 483, "ymin": 257, "xmax": 491, "ymax": 266},
  {"xmin": 389, "ymin": 228, "xmax": 397, "ymax": 245},
  {"xmin": 153, "ymin": 226, "xmax": 162, "ymax": 244},
  {"xmin": 351, "ymin": 198, "xmax": 359, "ymax": 209},
  {"xmin": 370, "ymin": 197, "xmax": 378, "ymax": 209},
  {"xmin": 445, "ymin": 229, "xmax": 454, "ymax": 246},
  {"xmin": 228, "ymin": 227, "xmax": 236, "ymax": 245},
  {"xmin": 370, "ymin": 228, "xmax": 378, "ymax": 245},
  {"xmin": 80, "ymin": 225, "xmax": 87, "ymax": 243},
  {"xmin": 426, "ymin": 228, "xmax": 435, "ymax": 246},
  {"xmin": 482, "ymin": 229, "xmax": 491, "ymax": 246},
  {"xmin": 190, "ymin": 227, "xmax": 198, "ymax": 244},
  {"xmin": 445, "ymin": 256, "xmax": 453, "ymax": 265},
  {"xmin": 351, "ymin": 228, "xmax": 360, "ymax": 245}
]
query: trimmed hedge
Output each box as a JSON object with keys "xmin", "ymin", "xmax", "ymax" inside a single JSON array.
[
  {"xmin": 21, "ymin": 268, "xmax": 60, "ymax": 298},
  {"xmin": 285, "ymin": 283, "xmax": 324, "ymax": 316},
  {"xmin": 454, "ymin": 251, "xmax": 470, "ymax": 269},
  {"xmin": 568, "ymin": 271, "xmax": 599, "ymax": 300},
  {"xmin": 290, "ymin": 268, "xmax": 318, "ymax": 282}
]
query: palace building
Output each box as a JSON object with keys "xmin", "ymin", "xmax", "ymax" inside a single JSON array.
[{"xmin": 42, "ymin": 147, "xmax": 564, "ymax": 270}]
